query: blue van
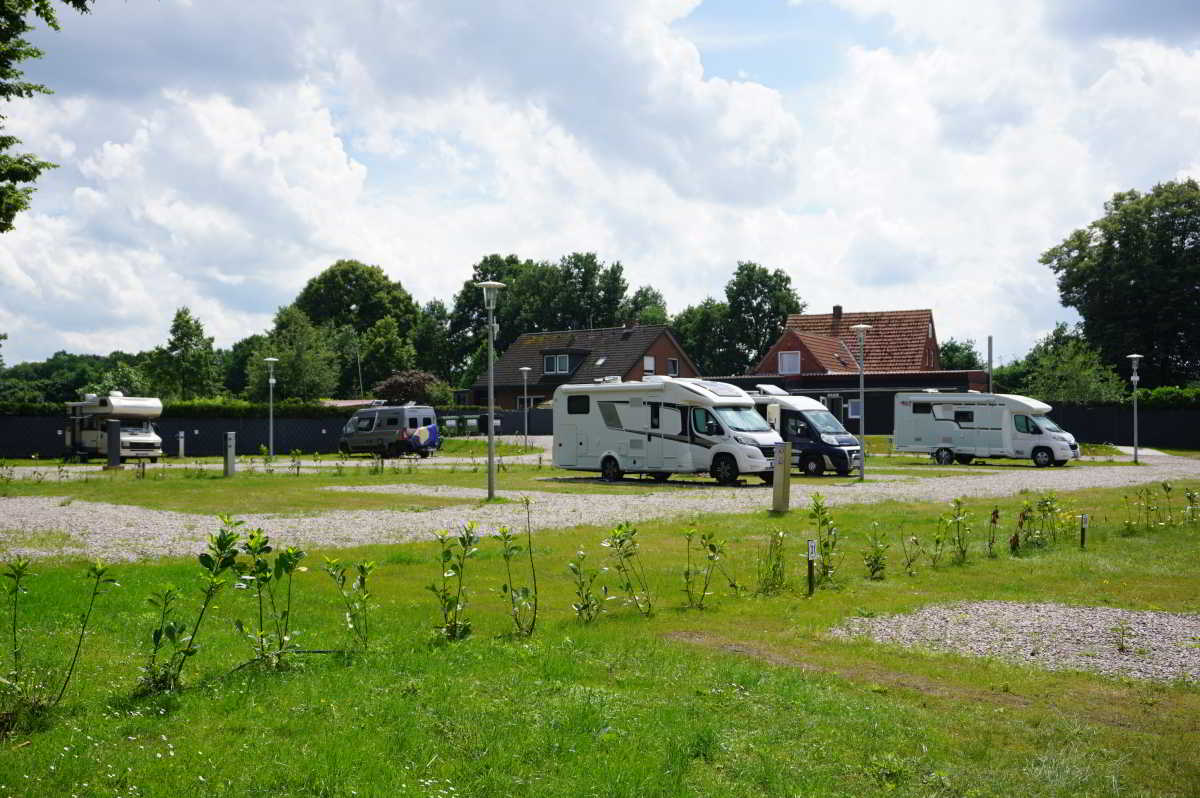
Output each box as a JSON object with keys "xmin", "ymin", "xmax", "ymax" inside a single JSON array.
[{"xmin": 748, "ymin": 386, "xmax": 862, "ymax": 476}]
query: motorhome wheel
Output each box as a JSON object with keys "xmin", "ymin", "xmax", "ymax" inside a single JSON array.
[
  {"xmin": 802, "ymin": 456, "xmax": 824, "ymax": 476},
  {"xmin": 418, "ymin": 449, "xmax": 431, "ymax": 459},
  {"xmin": 1032, "ymin": 448, "xmax": 1053, "ymax": 468},
  {"xmin": 650, "ymin": 472, "xmax": 670, "ymax": 482},
  {"xmin": 934, "ymin": 448, "xmax": 954, "ymax": 466},
  {"xmin": 601, "ymin": 456, "xmax": 623, "ymax": 482},
  {"xmin": 711, "ymin": 454, "xmax": 739, "ymax": 485},
  {"xmin": 759, "ymin": 471, "xmax": 774, "ymax": 485}
]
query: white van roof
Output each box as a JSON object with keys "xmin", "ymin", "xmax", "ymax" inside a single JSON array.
[{"xmin": 898, "ymin": 392, "xmax": 1052, "ymax": 414}]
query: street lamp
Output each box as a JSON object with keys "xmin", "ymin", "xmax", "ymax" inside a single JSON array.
[
  {"xmin": 1128, "ymin": 354, "xmax": 1142, "ymax": 464},
  {"xmin": 519, "ymin": 366, "xmax": 532, "ymax": 450},
  {"xmin": 477, "ymin": 280, "xmax": 506, "ymax": 499},
  {"xmin": 264, "ymin": 357, "xmax": 279, "ymax": 457},
  {"xmin": 349, "ymin": 303, "xmax": 364, "ymax": 399},
  {"xmin": 851, "ymin": 323, "xmax": 872, "ymax": 482}
]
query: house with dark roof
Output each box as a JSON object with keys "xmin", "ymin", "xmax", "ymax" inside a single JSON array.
[
  {"xmin": 721, "ymin": 306, "xmax": 986, "ymax": 435},
  {"xmin": 469, "ymin": 324, "xmax": 700, "ymax": 409}
]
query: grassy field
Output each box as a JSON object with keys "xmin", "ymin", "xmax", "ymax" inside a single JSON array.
[{"xmin": 2, "ymin": 480, "xmax": 1198, "ymax": 796}]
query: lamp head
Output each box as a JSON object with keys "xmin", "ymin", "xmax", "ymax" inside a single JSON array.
[
  {"xmin": 519, "ymin": 366, "xmax": 531, "ymax": 374},
  {"xmin": 1127, "ymin": 353, "xmax": 1143, "ymax": 367},
  {"xmin": 850, "ymin": 323, "xmax": 872, "ymax": 333},
  {"xmin": 477, "ymin": 280, "xmax": 506, "ymax": 310}
]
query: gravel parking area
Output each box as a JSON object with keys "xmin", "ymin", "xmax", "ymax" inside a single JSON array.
[
  {"xmin": 0, "ymin": 454, "xmax": 1195, "ymax": 562},
  {"xmin": 832, "ymin": 601, "xmax": 1200, "ymax": 682}
]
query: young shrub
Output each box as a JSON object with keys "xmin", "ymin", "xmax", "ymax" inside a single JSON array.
[
  {"xmin": 323, "ymin": 558, "xmax": 376, "ymax": 651},
  {"xmin": 1161, "ymin": 481, "xmax": 1174, "ymax": 525},
  {"xmin": 602, "ymin": 521, "xmax": 653, "ymax": 616},
  {"xmin": 809, "ymin": 493, "xmax": 842, "ymax": 586},
  {"xmin": 754, "ymin": 529, "xmax": 787, "ymax": 596},
  {"xmin": 946, "ymin": 498, "xmax": 972, "ymax": 565},
  {"xmin": 567, "ymin": 550, "xmax": 606, "ymax": 623},
  {"xmin": 899, "ymin": 533, "xmax": 922, "ymax": 576},
  {"xmin": 169, "ymin": 517, "xmax": 242, "ymax": 687},
  {"xmin": 428, "ymin": 522, "xmax": 481, "ymax": 639},
  {"xmin": 683, "ymin": 528, "xmax": 725, "ymax": 609},
  {"xmin": 1185, "ymin": 489, "xmax": 1199, "ymax": 526},
  {"xmin": 2, "ymin": 558, "xmax": 117, "ymax": 730},
  {"xmin": 987, "ymin": 506, "xmax": 1000, "ymax": 558},
  {"xmin": 289, "ymin": 449, "xmax": 303, "ymax": 476},
  {"xmin": 139, "ymin": 587, "xmax": 186, "ymax": 693},
  {"xmin": 861, "ymin": 522, "xmax": 888, "ymax": 580},
  {"xmin": 233, "ymin": 529, "xmax": 308, "ymax": 668},
  {"xmin": 496, "ymin": 497, "xmax": 539, "ymax": 637},
  {"xmin": 925, "ymin": 522, "xmax": 945, "ymax": 569}
]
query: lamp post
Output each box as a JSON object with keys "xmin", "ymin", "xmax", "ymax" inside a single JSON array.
[
  {"xmin": 1128, "ymin": 354, "xmax": 1142, "ymax": 464},
  {"xmin": 477, "ymin": 280, "xmax": 506, "ymax": 500},
  {"xmin": 349, "ymin": 303, "xmax": 364, "ymax": 399},
  {"xmin": 264, "ymin": 357, "xmax": 279, "ymax": 457},
  {"xmin": 519, "ymin": 365, "xmax": 531, "ymax": 450},
  {"xmin": 851, "ymin": 323, "xmax": 872, "ymax": 482}
]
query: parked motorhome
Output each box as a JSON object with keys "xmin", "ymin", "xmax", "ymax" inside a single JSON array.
[
  {"xmin": 552, "ymin": 377, "xmax": 783, "ymax": 485},
  {"xmin": 747, "ymin": 385, "xmax": 861, "ymax": 476},
  {"xmin": 338, "ymin": 402, "xmax": 440, "ymax": 457},
  {"xmin": 893, "ymin": 392, "xmax": 1080, "ymax": 467},
  {"xmin": 64, "ymin": 392, "xmax": 163, "ymax": 462}
]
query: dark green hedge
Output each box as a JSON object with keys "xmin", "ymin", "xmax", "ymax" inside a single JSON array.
[
  {"xmin": 1054, "ymin": 386, "xmax": 1200, "ymax": 410},
  {"xmin": 0, "ymin": 399, "xmax": 494, "ymax": 418}
]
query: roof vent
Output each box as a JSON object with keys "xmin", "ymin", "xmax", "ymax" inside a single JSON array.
[{"xmin": 601, "ymin": 376, "xmax": 621, "ymax": 383}]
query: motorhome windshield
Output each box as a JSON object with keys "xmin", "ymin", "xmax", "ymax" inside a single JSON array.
[
  {"xmin": 713, "ymin": 406, "xmax": 770, "ymax": 432},
  {"xmin": 1036, "ymin": 417, "xmax": 1063, "ymax": 433},
  {"xmin": 120, "ymin": 420, "xmax": 151, "ymax": 431},
  {"xmin": 805, "ymin": 410, "xmax": 849, "ymax": 435}
]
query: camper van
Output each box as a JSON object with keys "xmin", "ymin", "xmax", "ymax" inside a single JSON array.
[
  {"xmin": 552, "ymin": 377, "xmax": 783, "ymax": 485},
  {"xmin": 64, "ymin": 392, "xmax": 164, "ymax": 462},
  {"xmin": 338, "ymin": 402, "xmax": 440, "ymax": 457},
  {"xmin": 747, "ymin": 385, "xmax": 861, "ymax": 476},
  {"xmin": 893, "ymin": 392, "xmax": 1080, "ymax": 467}
]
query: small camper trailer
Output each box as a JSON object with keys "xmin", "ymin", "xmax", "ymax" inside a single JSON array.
[
  {"xmin": 893, "ymin": 391, "xmax": 1080, "ymax": 467},
  {"xmin": 552, "ymin": 377, "xmax": 782, "ymax": 485}
]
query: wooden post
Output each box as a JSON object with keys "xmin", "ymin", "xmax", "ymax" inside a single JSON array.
[{"xmin": 771, "ymin": 442, "xmax": 791, "ymax": 513}]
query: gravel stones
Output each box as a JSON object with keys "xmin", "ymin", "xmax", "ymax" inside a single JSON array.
[{"xmin": 832, "ymin": 601, "xmax": 1200, "ymax": 683}]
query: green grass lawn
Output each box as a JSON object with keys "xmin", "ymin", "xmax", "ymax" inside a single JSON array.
[
  {"xmin": 1158, "ymin": 448, "xmax": 1200, "ymax": 459},
  {"xmin": 2, "ymin": 481, "xmax": 1199, "ymax": 796}
]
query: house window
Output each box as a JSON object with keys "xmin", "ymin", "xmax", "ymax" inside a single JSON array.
[
  {"xmin": 567, "ymin": 395, "xmax": 590, "ymax": 415},
  {"xmin": 847, "ymin": 399, "xmax": 863, "ymax": 419},
  {"xmin": 778, "ymin": 351, "xmax": 802, "ymax": 374},
  {"xmin": 544, "ymin": 354, "xmax": 569, "ymax": 374},
  {"xmin": 517, "ymin": 395, "xmax": 544, "ymax": 409},
  {"xmin": 666, "ymin": 358, "xmax": 679, "ymax": 376},
  {"xmin": 643, "ymin": 355, "xmax": 656, "ymax": 375}
]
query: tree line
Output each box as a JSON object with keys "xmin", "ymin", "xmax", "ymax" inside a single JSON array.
[{"xmin": 0, "ymin": 257, "xmax": 803, "ymax": 404}]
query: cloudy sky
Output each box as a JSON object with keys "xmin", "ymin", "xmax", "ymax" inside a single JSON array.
[{"xmin": 2, "ymin": 0, "xmax": 1199, "ymax": 366}]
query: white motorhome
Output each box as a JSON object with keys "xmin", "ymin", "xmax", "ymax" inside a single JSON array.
[
  {"xmin": 65, "ymin": 391, "xmax": 164, "ymax": 462},
  {"xmin": 746, "ymin": 385, "xmax": 862, "ymax": 476},
  {"xmin": 893, "ymin": 391, "xmax": 1080, "ymax": 467},
  {"xmin": 552, "ymin": 377, "xmax": 783, "ymax": 485}
]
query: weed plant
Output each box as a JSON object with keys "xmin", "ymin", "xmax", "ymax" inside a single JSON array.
[
  {"xmin": 233, "ymin": 529, "xmax": 308, "ymax": 668},
  {"xmin": 602, "ymin": 521, "xmax": 653, "ymax": 616},
  {"xmin": 946, "ymin": 498, "xmax": 972, "ymax": 565},
  {"xmin": 496, "ymin": 498, "xmax": 539, "ymax": 636},
  {"xmin": 323, "ymin": 557, "xmax": 376, "ymax": 651},
  {"xmin": 899, "ymin": 534, "xmax": 922, "ymax": 576},
  {"xmin": 682, "ymin": 527, "xmax": 724, "ymax": 609},
  {"xmin": 566, "ymin": 550, "xmax": 606, "ymax": 623},
  {"xmin": 861, "ymin": 522, "xmax": 889, "ymax": 579},
  {"xmin": 754, "ymin": 529, "xmax": 787, "ymax": 595},
  {"xmin": 987, "ymin": 506, "xmax": 1000, "ymax": 558}
]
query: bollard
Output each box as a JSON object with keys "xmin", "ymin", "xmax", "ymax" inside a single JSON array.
[
  {"xmin": 807, "ymin": 538, "xmax": 817, "ymax": 597},
  {"xmin": 224, "ymin": 431, "xmax": 237, "ymax": 477},
  {"xmin": 105, "ymin": 419, "xmax": 123, "ymax": 470},
  {"xmin": 771, "ymin": 442, "xmax": 792, "ymax": 513},
  {"xmin": 1079, "ymin": 513, "xmax": 1089, "ymax": 549},
  {"xmin": 177, "ymin": 430, "xmax": 185, "ymax": 459}
]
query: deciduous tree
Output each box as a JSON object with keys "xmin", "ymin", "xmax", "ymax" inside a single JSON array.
[
  {"xmin": 939, "ymin": 338, "xmax": 984, "ymax": 371},
  {"xmin": 146, "ymin": 307, "xmax": 220, "ymax": 399},
  {"xmin": 246, "ymin": 306, "xmax": 337, "ymax": 401},
  {"xmin": 294, "ymin": 259, "xmax": 419, "ymax": 338},
  {"xmin": 723, "ymin": 261, "xmax": 805, "ymax": 373}
]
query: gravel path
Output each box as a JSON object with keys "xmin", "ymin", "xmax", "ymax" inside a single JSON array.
[
  {"xmin": 0, "ymin": 455, "xmax": 1195, "ymax": 562},
  {"xmin": 831, "ymin": 601, "xmax": 1200, "ymax": 682}
]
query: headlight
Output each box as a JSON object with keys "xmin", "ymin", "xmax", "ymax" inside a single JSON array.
[
  {"xmin": 821, "ymin": 434, "xmax": 839, "ymax": 446},
  {"xmin": 734, "ymin": 435, "xmax": 756, "ymax": 447}
]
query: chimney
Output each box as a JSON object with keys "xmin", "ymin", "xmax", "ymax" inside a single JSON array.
[{"xmin": 832, "ymin": 305, "xmax": 843, "ymax": 321}]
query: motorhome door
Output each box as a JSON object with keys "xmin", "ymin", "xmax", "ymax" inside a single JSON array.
[
  {"xmin": 558, "ymin": 424, "xmax": 578, "ymax": 466},
  {"xmin": 645, "ymin": 402, "xmax": 664, "ymax": 470}
]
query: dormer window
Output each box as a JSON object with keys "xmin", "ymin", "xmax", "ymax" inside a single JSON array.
[
  {"xmin": 779, "ymin": 351, "xmax": 801, "ymax": 374},
  {"xmin": 544, "ymin": 354, "xmax": 570, "ymax": 374}
]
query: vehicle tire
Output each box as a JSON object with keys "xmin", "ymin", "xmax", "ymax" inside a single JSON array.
[
  {"xmin": 1032, "ymin": 447, "xmax": 1053, "ymax": 468},
  {"xmin": 934, "ymin": 448, "xmax": 955, "ymax": 466},
  {"xmin": 650, "ymin": 472, "xmax": 671, "ymax": 482},
  {"xmin": 418, "ymin": 449, "xmax": 431, "ymax": 459},
  {"xmin": 759, "ymin": 471, "xmax": 774, "ymax": 485},
  {"xmin": 711, "ymin": 454, "xmax": 739, "ymax": 485},
  {"xmin": 601, "ymin": 456, "xmax": 623, "ymax": 482},
  {"xmin": 150, "ymin": 457, "xmax": 159, "ymax": 464},
  {"xmin": 802, "ymin": 456, "xmax": 825, "ymax": 477},
  {"xmin": 338, "ymin": 442, "xmax": 350, "ymax": 455},
  {"xmin": 836, "ymin": 469, "xmax": 850, "ymax": 477},
  {"xmin": 385, "ymin": 443, "xmax": 400, "ymax": 459},
  {"xmin": 954, "ymin": 454, "xmax": 974, "ymax": 465},
  {"xmin": 1052, "ymin": 459, "xmax": 1068, "ymax": 467}
]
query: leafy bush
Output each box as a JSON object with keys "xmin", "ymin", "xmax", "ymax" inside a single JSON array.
[{"xmin": 602, "ymin": 522, "xmax": 653, "ymax": 616}]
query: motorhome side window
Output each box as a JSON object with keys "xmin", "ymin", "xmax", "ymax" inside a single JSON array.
[
  {"xmin": 356, "ymin": 416, "xmax": 375, "ymax": 432},
  {"xmin": 954, "ymin": 410, "xmax": 974, "ymax": 424},
  {"xmin": 408, "ymin": 417, "xmax": 419, "ymax": 429},
  {"xmin": 912, "ymin": 403, "xmax": 931, "ymax": 414},
  {"xmin": 691, "ymin": 408, "xmax": 720, "ymax": 436},
  {"xmin": 385, "ymin": 416, "xmax": 399, "ymax": 426},
  {"xmin": 1014, "ymin": 414, "xmax": 1037, "ymax": 434},
  {"xmin": 422, "ymin": 417, "xmax": 432, "ymax": 427},
  {"xmin": 567, "ymin": 395, "xmax": 589, "ymax": 415},
  {"xmin": 650, "ymin": 403, "xmax": 660, "ymax": 429}
]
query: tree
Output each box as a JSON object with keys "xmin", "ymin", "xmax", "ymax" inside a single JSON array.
[
  {"xmin": 80, "ymin": 362, "xmax": 150, "ymax": 397},
  {"xmin": 619, "ymin": 286, "xmax": 668, "ymax": 325},
  {"xmin": 373, "ymin": 370, "xmax": 453, "ymax": 406},
  {"xmin": 723, "ymin": 261, "xmax": 804, "ymax": 373},
  {"xmin": 1021, "ymin": 323, "xmax": 1123, "ymax": 403},
  {"xmin": 939, "ymin": 338, "xmax": 984, "ymax": 371},
  {"xmin": 246, "ymin": 306, "xmax": 337, "ymax": 401},
  {"xmin": 672, "ymin": 299, "xmax": 736, "ymax": 376},
  {"xmin": 145, "ymin": 307, "xmax": 220, "ymax": 399},
  {"xmin": 0, "ymin": 331, "xmax": 6, "ymax": 371},
  {"xmin": 410, "ymin": 300, "xmax": 456, "ymax": 382},
  {"xmin": 220, "ymin": 334, "xmax": 264, "ymax": 397},
  {"xmin": 1042, "ymin": 179, "xmax": 1200, "ymax": 387},
  {"xmin": 294, "ymin": 259, "xmax": 419, "ymax": 337},
  {"xmin": 0, "ymin": 1, "xmax": 92, "ymax": 233},
  {"xmin": 360, "ymin": 316, "xmax": 416, "ymax": 391}
]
